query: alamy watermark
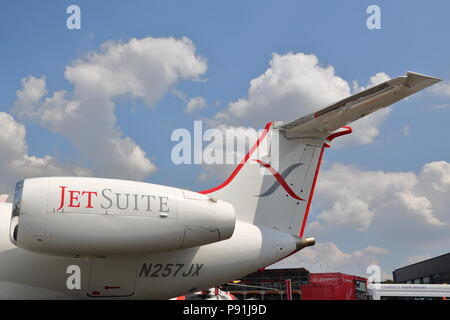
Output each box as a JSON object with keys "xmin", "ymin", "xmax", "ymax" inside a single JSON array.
[
  {"xmin": 366, "ymin": 5, "xmax": 381, "ymax": 30},
  {"xmin": 66, "ymin": 5, "xmax": 81, "ymax": 30},
  {"xmin": 66, "ymin": 264, "xmax": 81, "ymax": 290},
  {"xmin": 367, "ymin": 264, "xmax": 382, "ymax": 289},
  {"xmin": 170, "ymin": 121, "xmax": 279, "ymax": 174}
]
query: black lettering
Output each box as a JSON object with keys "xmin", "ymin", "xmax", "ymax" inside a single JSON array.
[
  {"xmin": 162, "ymin": 264, "xmax": 173, "ymax": 277},
  {"xmin": 192, "ymin": 264, "xmax": 204, "ymax": 277},
  {"xmin": 138, "ymin": 263, "xmax": 152, "ymax": 277},
  {"xmin": 173, "ymin": 264, "xmax": 184, "ymax": 277},
  {"xmin": 151, "ymin": 264, "xmax": 163, "ymax": 277},
  {"xmin": 182, "ymin": 264, "xmax": 194, "ymax": 277}
]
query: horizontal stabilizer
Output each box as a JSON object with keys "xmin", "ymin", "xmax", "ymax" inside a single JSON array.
[{"xmin": 276, "ymin": 72, "xmax": 441, "ymax": 137}]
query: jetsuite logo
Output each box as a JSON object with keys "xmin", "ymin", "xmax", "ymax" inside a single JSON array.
[
  {"xmin": 55, "ymin": 186, "xmax": 170, "ymax": 213},
  {"xmin": 255, "ymin": 160, "xmax": 305, "ymax": 201}
]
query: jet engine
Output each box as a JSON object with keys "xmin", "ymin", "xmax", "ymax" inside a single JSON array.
[{"xmin": 9, "ymin": 177, "xmax": 235, "ymax": 256}]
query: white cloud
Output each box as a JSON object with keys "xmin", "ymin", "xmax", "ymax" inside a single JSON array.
[
  {"xmin": 65, "ymin": 37, "xmax": 207, "ymax": 106},
  {"xmin": 0, "ymin": 112, "xmax": 89, "ymax": 194},
  {"xmin": 186, "ymin": 96, "xmax": 207, "ymax": 113},
  {"xmin": 213, "ymin": 53, "xmax": 391, "ymax": 147},
  {"xmin": 329, "ymin": 71, "xmax": 392, "ymax": 148},
  {"xmin": 11, "ymin": 37, "xmax": 207, "ymax": 180},
  {"xmin": 269, "ymin": 161, "xmax": 450, "ymax": 278},
  {"xmin": 199, "ymin": 57, "xmax": 394, "ymax": 184},
  {"xmin": 198, "ymin": 125, "xmax": 261, "ymax": 182},
  {"xmin": 195, "ymin": 137, "xmax": 449, "ymax": 275},
  {"xmin": 419, "ymin": 161, "xmax": 450, "ymax": 191},
  {"xmin": 396, "ymin": 191, "xmax": 445, "ymax": 227},
  {"xmin": 315, "ymin": 196, "xmax": 374, "ymax": 232},
  {"xmin": 353, "ymin": 72, "xmax": 391, "ymax": 92},
  {"xmin": 430, "ymin": 80, "xmax": 450, "ymax": 97},
  {"xmin": 369, "ymin": 72, "xmax": 391, "ymax": 86},
  {"xmin": 312, "ymin": 162, "xmax": 450, "ymax": 244},
  {"xmin": 214, "ymin": 53, "xmax": 350, "ymax": 127}
]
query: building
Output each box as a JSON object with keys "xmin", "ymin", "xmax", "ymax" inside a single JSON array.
[
  {"xmin": 393, "ymin": 253, "xmax": 450, "ymax": 284},
  {"xmin": 221, "ymin": 268, "xmax": 367, "ymax": 300},
  {"xmin": 222, "ymin": 268, "xmax": 309, "ymax": 300}
]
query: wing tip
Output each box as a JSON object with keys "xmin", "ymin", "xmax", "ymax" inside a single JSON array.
[
  {"xmin": 406, "ymin": 71, "xmax": 442, "ymax": 86},
  {"xmin": 278, "ymin": 71, "xmax": 441, "ymax": 133}
]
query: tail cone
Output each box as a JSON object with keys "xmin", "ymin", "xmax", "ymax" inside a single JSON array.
[{"xmin": 295, "ymin": 237, "xmax": 315, "ymax": 251}]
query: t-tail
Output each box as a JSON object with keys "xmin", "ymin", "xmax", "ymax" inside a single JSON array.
[{"xmin": 199, "ymin": 72, "xmax": 440, "ymax": 246}]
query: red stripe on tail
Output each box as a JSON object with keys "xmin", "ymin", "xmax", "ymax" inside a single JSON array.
[
  {"xmin": 254, "ymin": 160, "xmax": 304, "ymax": 201},
  {"xmin": 199, "ymin": 122, "xmax": 273, "ymax": 194}
]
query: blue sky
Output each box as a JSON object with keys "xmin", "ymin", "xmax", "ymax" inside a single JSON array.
[{"xmin": 1, "ymin": 0, "xmax": 450, "ymax": 279}]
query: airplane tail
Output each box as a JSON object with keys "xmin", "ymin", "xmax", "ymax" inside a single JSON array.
[
  {"xmin": 199, "ymin": 122, "xmax": 333, "ymax": 238},
  {"xmin": 199, "ymin": 72, "xmax": 440, "ymax": 238}
]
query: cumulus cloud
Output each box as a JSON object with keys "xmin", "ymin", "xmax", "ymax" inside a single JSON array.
[
  {"xmin": 271, "ymin": 241, "xmax": 391, "ymax": 280},
  {"xmin": 197, "ymin": 125, "xmax": 262, "ymax": 182},
  {"xmin": 270, "ymin": 159, "xmax": 450, "ymax": 277},
  {"xmin": 11, "ymin": 37, "xmax": 207, "ymax": 180},
  {"xmin": 0, "ymin": 112, "xmax": 89, "ymax": 194},
  {"xmin": 213, "ymin": 52, "xmax": 392, "ymax": 147},
  {"xmin": 312, "ymin": 162, "xmax": 449, "ymax": 241},
  {"xmin": 353, "ymin": 72, "xmax": 391, "ymax": 92},
  {"xmin": 186, "ymin": 96, "xmax": 207, "ymax": 113},
  {"xmin": 65, "ymin": 37, "xmax": 207, "ymax": 105},
  {"xmin": 214, "ymin": 53, "xmax": 350, "ymax": 126},
  {"xmin": 430, "ymin": 80, "xmax": 450, "ymax": 97},
  {"xmin": 199, "ymin": 55, "xmax": 395, "ymax": 183},
  {"xmin": 332, "ymin": 71, "xmax": 392, "ymax": 148}
]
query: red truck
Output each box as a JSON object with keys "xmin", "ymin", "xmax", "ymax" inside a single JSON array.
[{"xmin": 301, "ymin": 273, "xmax": 367, "ymax": 300}]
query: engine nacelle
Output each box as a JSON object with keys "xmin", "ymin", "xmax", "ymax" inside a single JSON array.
[{"xmin": 9, "ymin": 177, "xmax": 235, "ymax": 256}]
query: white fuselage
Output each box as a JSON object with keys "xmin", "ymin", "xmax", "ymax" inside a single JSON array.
[{"xmin": 0, "ymin": 201, "xmax": 297, "ymax": 299}]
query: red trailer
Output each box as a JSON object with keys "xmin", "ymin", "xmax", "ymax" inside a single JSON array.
[{"xmin": 301, "ymin": 273, "xmax": 367, "ymax": 300}]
